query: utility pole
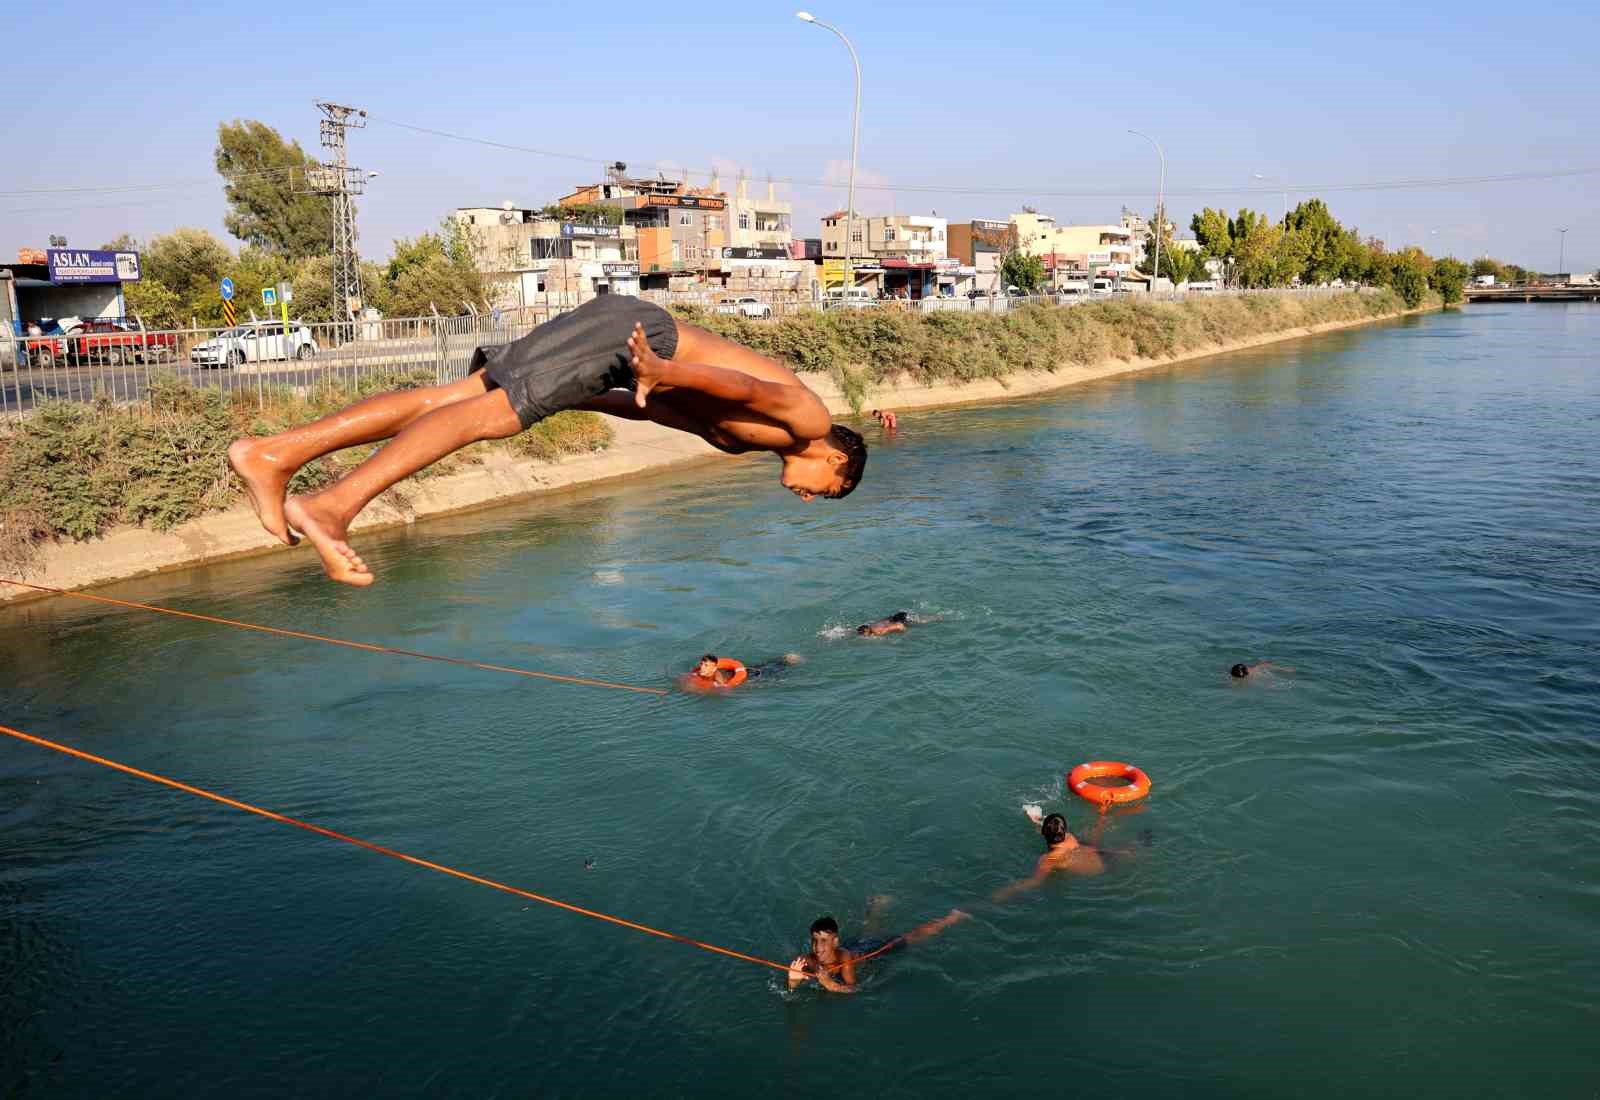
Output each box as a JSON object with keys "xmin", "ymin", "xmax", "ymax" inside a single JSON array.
[
  {"xmin": 305, "ymin": 101, "xmax": 369, "ymax": 335},
  {"xmin": 1557, "ymin": 227, "xmax": 1568, "ymax": 279}
]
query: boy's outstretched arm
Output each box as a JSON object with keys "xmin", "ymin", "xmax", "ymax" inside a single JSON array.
[{"xmin": 629, "ymin": 324, "xmax": 830, "ymax": 440}]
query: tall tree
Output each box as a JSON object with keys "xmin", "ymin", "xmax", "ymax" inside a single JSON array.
[
  {"xmin": 1230, "ymin": 209, "xmax": 1282, "ymax": 287},
  {"xmin": 1000, "ymin": 252, "xmax": 1045, "ymax": 293},
  {"xmin": 1190, "ymin": 208, "xmax": 1233, "ymax": 260},
  {"xmin": 215, "ymin": 120, "xmax": 335, "ymax": 259},
  {"xmin": 1429, "ymin": 257, "xmax": 1470, "ymax": 304},
  {"xmin": 1284, "ymin": 199, "xmax": 1344, "ymax": 284}
]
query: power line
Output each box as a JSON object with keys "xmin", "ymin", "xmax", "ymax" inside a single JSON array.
[
  {"xmin": 366, "ymin": 114, "xmax": 1600, "ymax": 199},
  {"xmin": 0, "ymin": 165, "xmax": 299, "ymax": 199}
]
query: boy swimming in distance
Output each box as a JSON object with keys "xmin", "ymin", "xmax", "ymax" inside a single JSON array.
[{"xmin": 857, "ymin": 611, "xmax": 912, "ymax": 637}]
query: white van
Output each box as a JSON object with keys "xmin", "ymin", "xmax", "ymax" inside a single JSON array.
[{"xmin": 823, "ymin": 288, "xmax": 875, "ymax": 310}]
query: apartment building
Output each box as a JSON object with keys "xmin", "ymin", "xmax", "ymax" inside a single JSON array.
[
  {"xmin": 724, "ymin": 176, "xmax": 794, "ymax": 258},
  {"xmin": 560, "ymin": 164, "xmax": 727, "ymax": 287},
  {"xmin": 1011, "ymin": 211, "xmax": 1137, "ymax": 273},
  {"xmin": 453, "ymin": 206, "xmax": 640, "ymax": 305},
  {"xmin": 947, "ymin": 219, "xmax": 1012, "ymax": 296}
]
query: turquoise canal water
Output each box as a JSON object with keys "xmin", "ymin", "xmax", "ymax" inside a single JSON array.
[{"xmin": 3, "ymin": 304, "xmax": 1598, "ymax": 1098}]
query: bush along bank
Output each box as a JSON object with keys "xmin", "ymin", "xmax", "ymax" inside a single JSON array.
[
  {"xmin": 0, "ymin": 371, "xmax": 613, "ymax": 570},
  {"xmin": 675, "ymin": 288, "xmax": 1424, "ymax": 410}
]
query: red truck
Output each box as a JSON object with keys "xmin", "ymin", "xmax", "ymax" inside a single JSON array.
[{"xmin": 64, "ymin": 318, "xmax": 179, "ymax": 366}]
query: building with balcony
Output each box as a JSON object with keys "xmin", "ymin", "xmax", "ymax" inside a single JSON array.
[{"xmin": 1010, "ymin": 210, "xmax": 1137, "ymax": 274}]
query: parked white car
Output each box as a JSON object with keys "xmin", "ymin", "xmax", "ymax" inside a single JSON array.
[
  {"xmin": 190, "ymin": 321, "xmax": 319, "ymax": 368},
  {"xmin": 713, "ymin": 296, "xmax": 773, "ymax": 319}
]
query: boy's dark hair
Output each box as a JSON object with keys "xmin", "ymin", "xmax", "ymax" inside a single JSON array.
[
  {"xmin": 891, "ymin": 611, "xmax": 910, "ymax": 624},
  {"xmin": 810, "ymin": 916, "xmax": 839, "ymax": 936},
  {"xmin": 701, "ymin": 653, "xmax": 718, "ymax": 664},
  {"xmin": 1230, "ymin": 663, "xmax": 1250, "ymax": 678},
  {"xmin": 1041, "ymin": 814, "xmax": 1069, "ymax": 845},
  {"xmin": 856, "ymin": 625, "xmax": 871, "ymax": 636},
  {"xmin": 826, "ymin": 425, "xmax": 868, "ymax": 499}
]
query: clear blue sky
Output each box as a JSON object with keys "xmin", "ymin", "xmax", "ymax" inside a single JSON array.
[{"xmin": 3, "ymin": 0, "xmax": 1596, "ymax": 272}]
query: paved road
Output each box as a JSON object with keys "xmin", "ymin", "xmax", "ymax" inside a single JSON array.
[{"xmin": 0, "ymin": 345, "xmax": 446, "ymax": 416}]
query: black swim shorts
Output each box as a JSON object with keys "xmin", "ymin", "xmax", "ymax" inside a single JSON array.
[{"xmin": 471, "ymin": 295, "xmax": 679, "ymax": 429}]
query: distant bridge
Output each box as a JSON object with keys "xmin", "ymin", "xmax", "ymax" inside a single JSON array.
[{"xmin": 1464, "ymin": 285, "xmax": 1600, "ymax": 303}]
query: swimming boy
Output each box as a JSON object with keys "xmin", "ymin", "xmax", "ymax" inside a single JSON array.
[
  {"xmin": 991, "ymin": 812, "xmax": 1108, "ymax": 902},
  {"xmin": 1230, "ymin": 661, "xmax": 1293, "ymax": 679},
  {"xmin": 228, "ymin": 295, "xmax": 868, "ymax": 586},
  {"xmin": 787, "ymin": 909, "xmax": 967, "ymax": 993},
  {"xmin": 684, "ymin": 652, "xmax": 800, "ymax": 690},
  {"xmin": 857, "ymin": 611, "xmax": 911, "ymax": 637}
]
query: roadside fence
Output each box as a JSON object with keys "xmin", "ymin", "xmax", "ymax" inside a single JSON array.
[{"xmin": 0, "ymin": 286, "xmax": 1377, "ymax": 419}]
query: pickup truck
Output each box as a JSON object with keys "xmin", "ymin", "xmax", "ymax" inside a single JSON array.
[
  {"xmin": 713, "ymin": 296, "xmax": 773, "ymax": 319},
  {"xmin": 62, "ymin": 318, "xmax": 179, "ymax": 366}
]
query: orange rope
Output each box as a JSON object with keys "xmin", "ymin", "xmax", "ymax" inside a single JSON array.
[
  {"xmin": 0, "ymin": 578, "xmax": 666, "ymax": 697},
  {"xmin": 0, "ymin": 721, "xmax": 793, "ymax": 974}
]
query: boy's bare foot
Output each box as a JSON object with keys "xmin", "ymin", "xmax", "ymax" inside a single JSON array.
[
  {"xmin": 228, "ymin": 438, "xmax": 298, "ymax": 546},
  {"xmin": 628, "ymin": 322, "xmax": 669, "ymax": 406},
  {"xmin": 284, "ymin": 495, "xmax": 373, "ymax": 587}
]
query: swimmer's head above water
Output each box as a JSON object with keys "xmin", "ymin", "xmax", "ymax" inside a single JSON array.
[
  {"xmin": 1230, "ymin": 663, "xmax": 1250, "ymax": 678},
  {"xmin": 696, "ymin": 654, "xmax": 719, "ymax": 679},
  {"xmin": 809, "ymin": 915, "xmax": 842, "ymax": 955},
  {"xmin": 1041, "ymin": 813, "xmax": 1071, "ymax": 847}
]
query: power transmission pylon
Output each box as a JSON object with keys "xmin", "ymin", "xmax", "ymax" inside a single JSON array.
[{"xmin": 306, "ymin": 101, "xmax": 368, "ymax": 333}]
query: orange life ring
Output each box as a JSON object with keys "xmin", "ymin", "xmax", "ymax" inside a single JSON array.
[
  {"xmin": 1068, "ymin": 761, "xmax": 1151, "ymax": 811},
  {"xmin": 687, "ymin": 657, "xmax": 747, "ymax": 690}
]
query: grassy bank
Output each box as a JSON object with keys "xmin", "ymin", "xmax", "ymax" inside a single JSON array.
[
  {"xmin": 1, "ymin": 290, "xmax": 1420, "ymax": 570},
  {"xmin": 677, "ymin": 288, "xmax": 1423, "ymax": 408},
  {"xmin": 0, "ymin": 372, "xmax": 612, "ymax": 569}
]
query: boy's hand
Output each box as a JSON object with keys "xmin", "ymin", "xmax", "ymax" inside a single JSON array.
[{"xmin": 628, "ymin": 323, "xmax": 669, "ymax": 408}]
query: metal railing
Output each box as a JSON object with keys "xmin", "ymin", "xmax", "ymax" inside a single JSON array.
[{"xmin": 1, "ymin": 287, "xmax": 1380, "ymax": 419}]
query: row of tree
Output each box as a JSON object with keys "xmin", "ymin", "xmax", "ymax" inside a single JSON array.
[
  {"xmin": 110, "ymin": 221, "xmax": 489, "ymax": 330},
  {"xmin": 102, "ymin": 121, "xmax": 490, "ymax": 329},
  {"xmin": 1146, "ymin": 199, "xmax": 1480, "ymax": 305}
]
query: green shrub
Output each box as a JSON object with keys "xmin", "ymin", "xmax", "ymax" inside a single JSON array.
[{"xmin": 0, "ymin": 369, "xmax": 615, "ymax": 558}]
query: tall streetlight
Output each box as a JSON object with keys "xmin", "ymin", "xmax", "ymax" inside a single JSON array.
[
  {"xmin": 797, "ymin": 11, "xmax": 861, "ymax": 300},
  {"xmin": 1254, "ymin": 172, "xmax": 1288, "ymax": 222},
  {"xmin": 1128, "ymin": 130, "xmax": 1165, "ymax": 290},
  {"xmin": 1557, "ymin": 227, "xmax": 1568, "ymax": 277}
]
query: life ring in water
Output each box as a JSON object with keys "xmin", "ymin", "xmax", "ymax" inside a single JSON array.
[
  {"xmin": 1068, "ymin": 761, "xmax": 1151, "ymax": 811},
  {"xmin": 687, "ymin": 657, "xmax": 747, "ymax": 691}
]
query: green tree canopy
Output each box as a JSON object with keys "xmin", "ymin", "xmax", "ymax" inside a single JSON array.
[
  {"xmin": 1229, "ymin": 209, "xmax": 1283, "ymax": 287},
  {"xmin": 1190, "ymin": 207, "xmax": 1233, "ymax": 259},
  {"xmin": 215, "ymin": 119, "xmax": 335, "ymax": 258},
  {"xmin": 1284, "ymin": 199, "xmax": 1344, "ymax": 284},
  {"xmin": 1429, "ymin": 257, "xmax": 1470, "ymax": 304},
  {"xmin": 385, "ymin": 219, "xmax": 489, "ymax": 317},
  {"xmin": 1001, "ymin": 252, "xmax": 1045, "ymax": 293}
]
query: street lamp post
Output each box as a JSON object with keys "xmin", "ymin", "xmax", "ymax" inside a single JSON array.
[
  {"xmin": 797, "ymin": 11, "xmax": 861, "ymax": 302},
  {"xmin": 1557, "ymin": 227, "xmax": 1568, "ymax": 278},
  {"xmin": 1129, "ymin": 130, "xmax": 1165, "ymax": 292}
]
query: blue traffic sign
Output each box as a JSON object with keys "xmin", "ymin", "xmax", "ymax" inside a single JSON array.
[
  {"xmin": 220, "ymin": 277, "xmax": 235, "ymax": 301},
  {"xmin": 261, "ymin": 286, "xmax": 277, "ymax": 307}
]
